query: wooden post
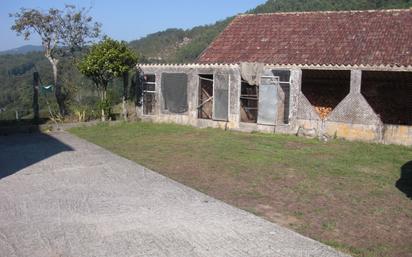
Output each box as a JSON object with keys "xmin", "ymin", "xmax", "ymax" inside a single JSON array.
[{"xmin": 33, "ymin": 72, "xmax": 40, "ymax": 123}]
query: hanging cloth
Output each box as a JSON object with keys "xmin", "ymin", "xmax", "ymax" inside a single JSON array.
[
  {"xmin": 41, "ymin": 85, "xmax": 54, "ymax": 94},
  {"xmin": 240, "ymin": 62, "xmax": 264, "ymax": 86}
]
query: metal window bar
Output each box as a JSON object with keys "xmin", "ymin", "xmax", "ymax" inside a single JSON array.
[
  {"xmin": 260, "ymin": 76, "xmax": 280, "ymax": 85},
  {"xmin": 144, "ymin": 81, "xmax": 156, "ymax": 92},
  {"xmin": 199, "ymin": 76, "xmax": 214, "ymax": 83}
]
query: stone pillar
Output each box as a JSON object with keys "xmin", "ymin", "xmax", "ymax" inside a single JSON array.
[
  {"xmin": 188, "ymin": 69, "xmax": 198, "ymax": 122},
  {"xmin": 155, "ymin": 70, "xmax": 162, "ymax": 116},
  {"xmin": 290, "ymin": 69, "xmax": 302, "ymax": 127},
  {"xmin": 228, "ymin": 67, "xmax": 241, "ymax": 128},
  {"xmin": 350, "ymin": 70, "xmax": 362, "ymax": 94},
  {"xmin": 293, "ymin": 69, "xmax": 303, "ymax": 92}
]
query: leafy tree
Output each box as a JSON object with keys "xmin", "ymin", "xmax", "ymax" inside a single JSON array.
[
  {"xmin": 10, "ymin": 4, "xmax": 101, "ymax": 115},
  {"xmin": 77, "ymin": 38, "xmax": 138, "ymax": 121}
]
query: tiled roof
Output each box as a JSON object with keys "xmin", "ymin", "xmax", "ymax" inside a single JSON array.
[{"xmin": 197, "ymin": 9, "xmax": 412, "ymax": 68}]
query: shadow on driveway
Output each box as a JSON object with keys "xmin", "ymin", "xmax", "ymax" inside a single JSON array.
[{"xmin": 0, "ymin": 132, "xmax": 73, "ymax": 180}]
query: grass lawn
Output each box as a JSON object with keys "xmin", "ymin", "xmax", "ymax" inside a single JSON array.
[{"xmin": 70, "ymin": 122, "xmax": 412, "ymax": 257}]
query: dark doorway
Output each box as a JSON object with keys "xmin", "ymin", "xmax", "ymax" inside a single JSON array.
[
  {"xmin": 361, "ymin": 71, "xmax": 412, "ymax": 125},
  {"xmin": 301, "ymin": 70, "xmax": 350, "ymax": 119},
  {"xmin": 240, "ymin": 81, "xmax": 258, "ymax": 123}
]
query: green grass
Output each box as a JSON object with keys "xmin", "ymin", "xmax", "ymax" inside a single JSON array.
[{"xmin": 70, "ymin": 121, "xmax": 412, "ymax": 257}]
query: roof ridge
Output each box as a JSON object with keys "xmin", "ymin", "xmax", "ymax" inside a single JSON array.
[{"xmin": 240, "ymin": 8, "xmax": 411, "ymax": 17}]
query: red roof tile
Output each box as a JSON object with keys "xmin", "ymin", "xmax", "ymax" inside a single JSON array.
[{"xmin": 198, "ymin": 9, "xmax": 412, "ymax": 67}]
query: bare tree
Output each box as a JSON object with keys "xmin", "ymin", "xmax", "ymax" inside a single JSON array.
[{"xmin": 10, "ymin": 5, "xmax": 101, "ymax": 115}]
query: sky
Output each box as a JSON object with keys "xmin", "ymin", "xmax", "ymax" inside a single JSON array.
[{"xmin": 0, "ymin": 0, "xmax": 266, "ymax": 51}]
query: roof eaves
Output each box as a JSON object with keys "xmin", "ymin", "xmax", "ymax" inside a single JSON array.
[{"xmin": 137, "ymin": 62, "xmax": 412, "ymax": 71}]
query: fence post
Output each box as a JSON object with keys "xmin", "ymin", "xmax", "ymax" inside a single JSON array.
[{"xmin": 33, "ymin": 72, "xmax": 40, "ymax": 123}]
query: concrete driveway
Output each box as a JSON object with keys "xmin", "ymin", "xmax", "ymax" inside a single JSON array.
[{"xmin": 0, "ymin": 132, "xmax": 349, "ymax": 257}]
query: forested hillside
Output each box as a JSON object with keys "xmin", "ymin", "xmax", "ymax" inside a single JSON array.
[
  {"xmin": 129, "ymin": 20, "xmax": 231, "ymax": 63},
  {"xmin": 1, "ymin": 0, "xmax": 411, "ymax": 120}
]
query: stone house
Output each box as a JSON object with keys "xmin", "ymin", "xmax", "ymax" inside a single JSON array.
[{"xmin": 138, "ymin": 9, "xmax": 412, "ymax": 145}]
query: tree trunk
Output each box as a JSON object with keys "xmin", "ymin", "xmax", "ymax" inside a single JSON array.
[
  {"xmin": 46, "ymin": 56, "xmax": 66, "ymax": 116},
  {"xmin": 122, "ymin": 72, "xmax": 129, "ymax": 121},
  {"xmin": 52, "ymin": 61, "xmax": 65, "ymax": 116},
  {"xmin": 101, "ymin": 86, "xmax": 107, "ymax": 122},
  {"xmin": 101, "ymin": 109, "xmax": 105, "ymax": 121}
]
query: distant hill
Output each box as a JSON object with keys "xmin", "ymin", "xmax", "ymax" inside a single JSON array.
[
  {"xmin": 0, "ymin": 45, "xmax": 43, "ymax": 55},
  {"xmin": 128, "ymin": 20, "xmax": 231, "ymax": 63},
  {"xmin": 130, "ymin": 0, "xmax": 412, "ymax": 63}
]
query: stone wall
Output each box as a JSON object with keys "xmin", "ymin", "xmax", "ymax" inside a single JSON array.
[{"xmin": 140, "ymin": 64, "xmax": 241, "ymax": 129}]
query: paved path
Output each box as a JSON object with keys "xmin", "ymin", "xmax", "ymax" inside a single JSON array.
[{"xmin": 0, "ymin": 132, "xmax": 349, "ymax": 257}]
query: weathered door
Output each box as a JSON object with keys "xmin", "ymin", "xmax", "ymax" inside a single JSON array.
[
  {"xmin": 257, "ymin": 76, "xmax": 278, "ymax": 125},
  {"xmin": 213, "ymin": 72, "xmax": 229, "ymax": 121}
]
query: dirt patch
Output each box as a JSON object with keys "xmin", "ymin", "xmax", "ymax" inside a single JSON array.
[
  {"xmin": 283, "ymin": 141, "xmax": 311, "ymax": 149},
  {"xmin": 255, "ymin": 204, "xmax": 302, "ymax": 227}
]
